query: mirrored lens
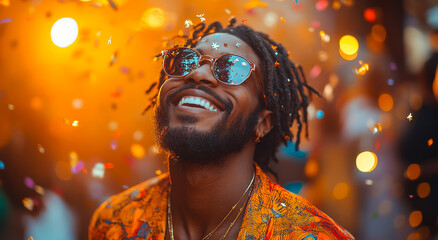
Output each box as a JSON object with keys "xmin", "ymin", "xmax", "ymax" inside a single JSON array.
[
  {"xmin": 164, "ymin": 48, "xmax": 199, "ymax": 76},
  {"xmin": 213, "ymin": 55, "xmax": 251, "ymax": 85}
]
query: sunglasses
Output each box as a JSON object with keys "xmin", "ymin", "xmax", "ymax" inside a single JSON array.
[{"xmin": 161, "ymin": 47, "xmax": 267, "ymax": 106}]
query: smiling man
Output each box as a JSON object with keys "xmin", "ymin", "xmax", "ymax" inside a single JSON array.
[{"xmin": 89, "ymin": 19, "xmax": 354, "ymax": 240}]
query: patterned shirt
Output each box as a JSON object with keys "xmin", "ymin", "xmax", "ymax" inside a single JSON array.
[{"xmin": 89, "ymin": 164, "xmax": 354, "ymax": 240}]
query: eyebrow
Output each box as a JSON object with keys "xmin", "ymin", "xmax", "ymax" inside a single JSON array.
[{"xmin": 196, "ymin": 48, "xmax": 228, "ymax": 56}]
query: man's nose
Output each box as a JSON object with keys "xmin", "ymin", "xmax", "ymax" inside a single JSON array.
[{"xmin": 185, "ymin": 62, "xmax": 219, "ymax": 87}]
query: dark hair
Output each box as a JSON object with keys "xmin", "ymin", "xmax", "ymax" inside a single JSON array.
[{"xmin": 145, "ymin": 18, "xmax": 319, "ymax": 178}]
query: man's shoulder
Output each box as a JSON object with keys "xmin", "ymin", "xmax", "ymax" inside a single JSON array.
[
  {"xmin": 88, "ymin": 173, "xmax": 169, "ymax": 240},
  {"xmin": 263, "ymin": 181, "xmax": 354, "ymax": 239}
]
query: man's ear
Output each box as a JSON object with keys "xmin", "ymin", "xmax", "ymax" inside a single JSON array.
[{"xmin": 256, "ymin": 109, "xmax": 274, "ymax": 137}]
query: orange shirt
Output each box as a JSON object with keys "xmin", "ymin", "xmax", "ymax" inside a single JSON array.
[{"xmin": 89, "ymin": 165, "xmax": 354, "ymax": 240}]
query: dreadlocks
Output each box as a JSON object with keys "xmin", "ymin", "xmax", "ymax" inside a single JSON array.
[{"xmin": 145, "ymin": 18, "xmax": 319, "ymax": 178}]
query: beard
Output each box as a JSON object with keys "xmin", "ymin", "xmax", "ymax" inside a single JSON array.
[{"xmin": 154, "ymin": 84, "xmax": 260, "ymax": 165}]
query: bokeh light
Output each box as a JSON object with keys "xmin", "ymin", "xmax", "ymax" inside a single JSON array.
[
  {"xmin": 141, "ymin": 7, "xmax": 166, "ymax": 29},
  {"xmin": 378, "ymin": 93, "xmax": 394, "ymax": 112},
  {"xmin": 55, "ymin": 161, "xmax": 73, "ymax": 181},
  {"xmin": 131, "ymin": 143, "xmax": 145, "ymax": 159},
  {"xmin": 356, "ymin": 151, "xmax": 378, "ymax": 172},
  {"xmin": 417, "ymin": 182, "xmax": 430, "ymax": 198},
  {"xmin": 371, "ymin": 24, "xmax": 387, "ymax": 43},
  {"xmin": 339, "ymin": 35, "xmax": 359, "ymax": 58},
  {"xmin": 364, "ymin": 8, "xmax": 376, "ymax": 22},
  {"xmin": 333, "ymin": 182, "xmax": 349, "ymax": 200},
  {"xmin": 50, "ymin": 17, "xmax": 79, "ymax": 48},
  {"xmin": 406, "ymin": 163, "xmax": 421, "ymax": 180},
  {"xmin": 409, "ymin": 210, "xmax": 423, "ymax": 227},
  {"xmin": 304, "ymin": 158, "xmax": 319, "ymax": 178}
]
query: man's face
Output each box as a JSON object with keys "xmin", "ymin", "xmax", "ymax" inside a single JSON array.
[{"xmin": 154, "ymin": 33, "xmax": 264, "ymax": 163}]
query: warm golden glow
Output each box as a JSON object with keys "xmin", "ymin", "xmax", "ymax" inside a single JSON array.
[
  {"xmin": 417, "ymin": 182, "xmax": 431, "ymax": 198},
  {"xmin": 409, "ymin": 211, "xmax": 423, "ymax": 227},
  {"xmin": 371, "ymin": 24, "xmax": 386, "ymax": 43},
  {"xmin": 131, "ymin": 143, "xmax": 145, "ymax": 159},
  {"xmin": 333, "ymin": 182, "xmax": 349, "ymax": 200},
  {"xmin": 305, "ymin": 158, "xmax": 319, "ymax": 178},
  {"xmin": 141, "ymin": 7, "xmax": 166, "ymax": 29},
  {"xmin": 406, "ymin": 163, "xmax": 421, "ymax": 180},
  {"xmin": 356, "ymin": 151, "xmax": 378, "ymax": 172},
  {"xmin": 55, "ymin": 161, "xmax": 73, "ymax": 181},
  {"xmin": 378, "ymin": 93, "xmax": 394, "ymax": 112},
  {"xmin": 339, "ymin": 35, "xmax": 359, "ymax": 56}
]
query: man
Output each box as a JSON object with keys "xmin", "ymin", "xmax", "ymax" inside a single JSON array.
[{"xmin": 89, "ymin": 19, "xmax": 354, "ymax": 240}]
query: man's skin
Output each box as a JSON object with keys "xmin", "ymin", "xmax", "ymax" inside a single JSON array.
[{"xmin": 158, "ymin": 33, "xmax": 274, "ymax": 240}]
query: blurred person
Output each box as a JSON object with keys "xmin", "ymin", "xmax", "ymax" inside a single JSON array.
[
  {"xmin": 399, "ymin": 29, "xmax": 438, "ymax": 238},
  {"xmin": 89, "ymin": 19, "xmax": 354, "ymax": 240}
]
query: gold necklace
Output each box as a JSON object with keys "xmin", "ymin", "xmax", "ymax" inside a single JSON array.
[{"xmin": 167, "ymin": 173, "xmax": 255, "ymax": 240}]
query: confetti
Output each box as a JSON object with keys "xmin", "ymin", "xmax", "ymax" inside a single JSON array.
[
  {"xmin": 184, "ymin": 19, "xmax": 193, "ymax": 28},
  {"xmin": 104, "ymin": 163, "xmax": 114, "ymax": 169},
  {"xmin": 0, "ymin": 18, "xmax": 12, "ymax": 24},
  {"xmin": 110, "ymin": 51, "xmax": 118, "ymax": 66},
  {"xmin": 355, "ymin": 62, "xmax": 370, "ymax": 76},
  {"xmin": 110, "ymin": 140, "xmax": 118, "ymax": 150},
  {"xmin": 236, "ymin": 43, "xmax": 241, "ymax": 47},
  {"xmin": 224, "ymin": 9, "xmax": 231, "ymax": 14},
  {"xmin": 107, "ymin": 36, "xmax": 112, "ymax": 45},
  {"xmin": 372, "ymin": 123, "xmax": 382, "ymax": 134},
  {"xmin": 223, "ymin": 43, "xmax": 228, "ymax": 47},
  {"xmin": 22, "ymin": 197, "xmax": 34, "ymax": 211},
  {"xmin": 122, "ymin": 185, "xmax": 129, "ymax": 189},
  {"xmin": 34, "ymin": 185, "xmax": 45, "ymax": 195},
  {"xmin": 0, "ymin": 161, "xmax": 4, "ymax": 170},
  {"xmin": 155, "ymin": 169, "xmax": 162, "ymax": 175},
  {"xmin": 241, "ymin": 19, "xmax": 248, "ymax": 23},
  {"xmin": 428, "ymin": 138, "xmax": 433, "ymax": 146},
  {"xmin": 211, "ymin": 42, "xmax": 219, "ymax": 50},
  {"xmin": 72, "ymin": 120, "xmax": 79, "ymax": 127},
  {"xmin": 315, "ymin": 0, "xmax": 329, "ymax": 11},
  {"xmin": 108, "ymin": 0, "xmax": 118, "ymax": 10},
  {"xmin": 409, "ymin": 194, "xmax": 414, "ymax": 198},
  {"xmin": 280, "ymin": 17, "xmax": 285, "ymax": 23},
  {"xmin": 8, "ymin": 104, "xmax": 14, "ymax": 110},
  {"xmin": 407, "ymin": 113, "xmax": 413, "ymax": 122},
  {"xmin": 92, "ymin": 163, "xmax": 105, "ymax": 178},
  {"xmin": 319, "ymin": 31, "xmax": 330, "ymax": 43},
  {"xmin": 309, "ymin": 65, "xmax": 322, "ymax": 78},
  {"xmin": 71, "ymin": 160, "xmax": 85, "ymax": 174},
  {"xmin": 274, "ymin": 61, "xmax": 280, "ymax": 67},
  {"xmin": 37, "ymin": 144, "xmax": 45, "ymax": 154},
  {"xmin": 196, "ymin": 13, "xmax": 206, "ymax": 22},
  {"xmin": 120, "ymin": 67, "xmax": 130, "ymax": 74},
  {"xmin": 24, "ymin": 177, "xmax": 35, "ymax": 189},
  {"xmin": 365, "ymin": 179, "xmax": 373, "ymax": 185},
  {"xmin": 244, "ymin": 0, "xmax": 268, "ymax": 10},
  {"xmin": 316, "ymin": 110, "xmax": 324, "ymax": 119},
  {"xmin": 0, "ymin": 0, "xmax": 10, "ymax": 6}
]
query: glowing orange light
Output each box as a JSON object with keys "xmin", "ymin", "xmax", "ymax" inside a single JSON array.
[
  {"xmin": 409, "ymin": 211, "xmax": 422, "ymax": 227},
  {"xmin": 141, "ymin": 8, "xmax": 166, "ymax": 29},
  {"xmin": 244, "ymin": 0, "xmax": 268, "ymax": 10},
  {"xmin": 333, "ymin": 182, "xmax": 349, "ymax": 200},
  {"xmin": 378, "ymin": 93, "xmax": 394, "ymax": 112},
  {"xmin": 72, "ymin": 120, "xmax": 79, "ymax": 127},
  {"xmin": 356, "ymin": 151, "xmax": 378, "ymax": 172},
  {"xmin": 371, "ymin": 24, "xmax": 387, "ymax": 43},
  {"xmin": 305, "ymin": 158, "xmax": 319, "ymax": 178},
  {"xmin": 104, "ymin": 163, "xmax": 114, "ymax": 169},
  {"xmin": 428, "ymin": 138, "xmax": 433, "ymax": 146},
  {"xmin": 364, "ymin": 8, "xmax": 376, "ymax": 22},
  {"xmin": 433, "ymin": 65, "xmax": 438, "ymax": 101},
  {"xmin": 417, "ymin": 182, "xmax": 430, "ymax": 198},
  {"xmin": 131, "ymin": 143, "xmax": 145, "ymax": 159},
  {"xmin": 406, "ymin": 163, "xmax": 421, "ymax": 180},
  {"xmin": 354, "ymin": 62, "xmax": 370, "ymax": 76},
  {"xmin": 155, "ymin": 169, "xmax": 162, "ymax": 175},
  {"xmin": 339, "ymin": 35, "xmax": 359, "ymax": 55}
]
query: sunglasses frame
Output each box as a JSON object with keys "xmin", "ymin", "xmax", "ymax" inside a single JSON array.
[{"xmin": 161, "ymin": 47, "xmax": 267, "ymax": 106}]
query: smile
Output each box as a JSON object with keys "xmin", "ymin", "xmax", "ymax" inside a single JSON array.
[{"xmin": 178, "ymin": 96, "xmax": 218, "ymax": 112}]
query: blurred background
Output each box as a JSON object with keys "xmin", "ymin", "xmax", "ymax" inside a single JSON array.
[{"xmin": 1, "ymin": 0, "xmax": 438, "ymax": 239}]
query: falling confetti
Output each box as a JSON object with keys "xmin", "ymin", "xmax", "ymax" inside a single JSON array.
[
  {"xmin": 37, "ymin": 144, "xmax": 45, "ymax": 154},
  {"xmin": 184, "ymin": 19, "xmax": 193, "ymax": 28},
  {"xmin": 34, "ymin": 185, "xmax": 45, "ymax": 195},
  {"xmin": 244, "ymin": 0, "xmax": 268, "ymax": 11},
  {"xmin": 72, "ymin": 120, "xmax": 79, "ymax": 127},
  {"xmin": 354, "ymin": 62, "xmax": 370, "ymax": 76},
  {"xmin": 407, "ymin": 113, "xmax": 413, "ymax": 122},
  {"xmin": 224, "ymin": 9, "xmax": 231, "ymax": 14},
  {"xmin": 236, "ymin": 43, "xmax": 241, "ymax": 47},
  {"xmin": 365, "ymin": 179, "xmax": 374, "ymax": 185},
  {"xmin": 108, "ymin": 0, "xmax": 118, "ymax": 10},
  {"xmin": 0, "ymin": 18, "xmax": 12, "ymax": 24},
  {"xmin": 315, "ymin": 0, "xmax": 329, "ymax": 11},
  {"xmin": 274, "ymin": 61, "xmax": 280, "ymax": 67},
  {"xmin": 316, "ymin": 110, "xmax": 324, "ymax": 119},
  {"xmin": 309, "ymin": 65, "xmax": 322, "ymax": 78},
  {"xmin": 71, "ymin": 161, "xmax": 85, "ymax": 174},
  {"xmin": 428, "ymin": 138, "xmax": 433, "ymax": 146},
  {"xmin": 22, "ymin": 197, "xmax": 34, "ymax": 211},
  {"xmin": 211, "ymin": 42, "xmax": 219, "ymax": 50},
  {"xmin": 8, "ymin": 104, "xmax": 14, "ymax": 110},
  {"xmin": 107, "ymin": 36, "xmax": 112, "ymax": 45},
  {"xmin": 104, "ymin": 163, "xmax": 114, "ymax": 169},
  {"xmin": 319, "ymin": 31, "xmax": 330, "ymax": 43},
  {"xmin": 24, "ymin": 177, "xmax": 35, "ymax": 189},
  {"xmin": 0, "ymin": 161, "xmax": 4, "ymax": 170},
  {"xmin": 280, "ymin": 17, "xmax": 285, "ymax": 23},
  {"xmin": 196, "ymin": 13, "xmax": 206, "ymax": 22},
  {"xmin": 92, "ymin": 163, "xmax": 105, "ymax": 178}
]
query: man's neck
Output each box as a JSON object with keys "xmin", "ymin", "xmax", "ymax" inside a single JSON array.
[{"xmin": 168, "ymin": 142, "xmax": 256, "ymax": 240}]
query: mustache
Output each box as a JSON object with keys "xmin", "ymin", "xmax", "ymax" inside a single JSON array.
[{"xmin": 165, "ymin": 84, "xmax": 233, "ymax": 112}]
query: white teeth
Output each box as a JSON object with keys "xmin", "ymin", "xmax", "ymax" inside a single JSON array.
[{"xmin": 178, "ymin": 96, "xmax": 218, "ymax": 112}]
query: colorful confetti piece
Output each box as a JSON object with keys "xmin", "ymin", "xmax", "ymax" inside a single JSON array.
[
  {"xmin": 196, "ymin": 13, "xmax": 206, "ymax": 22},
  {"xmin": 72, "ymin": 120, "xmax": 79, "ymax": 127},
  {"xmin": 22, "ymin": 197, "xmax": 34, "ymax": 211},
  {"xmin": 184, "ymin": 19, "xmax": 193, "ymax": 28},
  {"xmin": 37, "ymin": 144, "xmax": 45, "ymax": 154},
  {"xmin": 407, "ymin": 113, "xmax": 413, "ymax": 122},
  {"xmin": 280, "ymin": 17, "xmax": 285, "ymax": 23},
  {"xmin": 211, "ymin": 42, "xmax": 219, "ymax": 50},
  {"xmin": 107, "ymin": 35, "xmax": 112, "ymax": 45},
  {"xmin": 34, "ymin": 185, "xmax": 45, "ymax": 195},
  {"xmin": 0, "ymin": 161, "xmax": 4, "ymax": 170},
  {"xmin": 0, "ymin": 18, "xmax": 12, "ymax": 24},
  {"xmin": 428, "ymin": 138, "xmax": 433, "ymax": 146},
  {"xmin": 92, "ymin": 163, "xmax": 105, "ymax": 178},
  {"xmin": 24, "ymin": 177, "xmax": 35, "ymax": 189},
  {"xmin": 274, "ymin": 61, "xmax": 280, "ymax": 67}
]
